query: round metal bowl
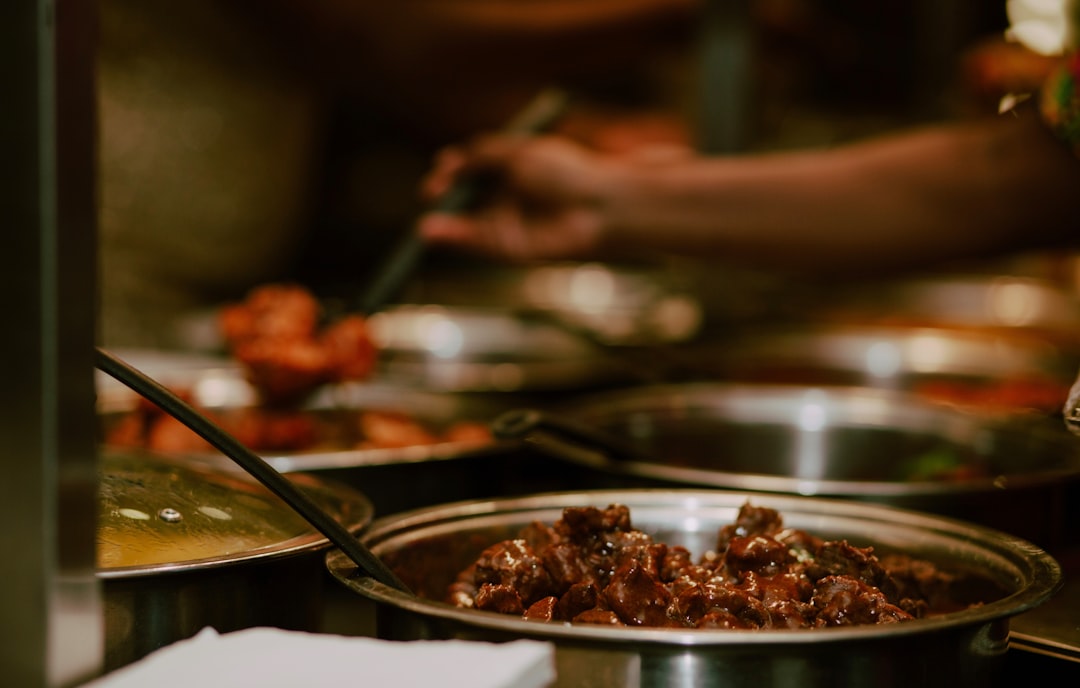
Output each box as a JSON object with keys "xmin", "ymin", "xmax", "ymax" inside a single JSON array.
[
  {"xmin": 326, "ymin": 489, "xmax": 1061, "ymax": 688},
  {"xmin": 99, "ymin": 449, "xmax": 374, "ymax": 670},
  {"xmin": 540, "ymin": 383, "xmax": 1080, "ymax": 548}
]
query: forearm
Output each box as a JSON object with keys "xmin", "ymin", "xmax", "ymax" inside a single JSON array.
[{"xmin": 602, "ymin": 109, "xmax": 1080, "ymax": 273}]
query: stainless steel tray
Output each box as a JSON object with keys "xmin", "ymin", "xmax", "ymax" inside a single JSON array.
[
  {"xmin": 365, "ymin": 304, "xmax": 644, "ymax": 392},
  {"xmin": 1010, "ymin": 563, "xmax": 1080, "ymax": 665},
  {"xmin": 399, "ymin": 262, "xmax": 707, "ymax": 347},
  {"xmin": 97, "ymin": 350, "xmax": 512, "ymax": 472},
  {"xmin": 713, "ymin": 324, "xmax": 1079, "ymax": 395},
  {"xmin": 823, "ymin": 275, "xmax": 1080, "ymax": 335}
]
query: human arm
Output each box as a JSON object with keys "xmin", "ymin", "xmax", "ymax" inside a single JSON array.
[{"xmin": 418, "ymin": 106, "xmax": 1080, "ymax": 274}]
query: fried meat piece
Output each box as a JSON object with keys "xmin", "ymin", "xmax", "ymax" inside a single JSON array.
[{"xmin": 219, "ymin": 283, "xmax": 377, "ymax": 404}]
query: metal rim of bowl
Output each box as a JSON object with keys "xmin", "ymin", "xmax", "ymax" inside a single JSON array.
[{"xmin": 552, "ymin": 382, "xmax": 1080, "ymax": 498}]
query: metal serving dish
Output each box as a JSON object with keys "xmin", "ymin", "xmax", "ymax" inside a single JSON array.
[
  {"xmin": 400, "ymin": 262, "xmax": 707, "ymax": 347},
  {"xmin": 701, "ymin": 324, "xmax": 1078, "ymax": 412},
  {"xmin": 820, "ymin": 274, "xmax": 1080, "ymax": 339},
  {"xmin": 326, "ymin": 489, "xmax": 1061, "ymax": 688},
  {"xmin": 97, "ymin": 351, "xmax": 519, "ymax": 515},
  {"xmin": 99, "ymin": 449, "xmax": 373, "ymax": 670},
  {"xmin": 539, "ymin": 383, "xmax": 1080, "ymax": 548},
  {"xmin": 365, "ymin": 304, "xmax": 643, "ymax": 392}
]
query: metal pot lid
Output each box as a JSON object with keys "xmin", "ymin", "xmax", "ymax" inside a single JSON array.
[{"xmin": 97, "ymin": 449, "xmax": 374, "ymax": 575}]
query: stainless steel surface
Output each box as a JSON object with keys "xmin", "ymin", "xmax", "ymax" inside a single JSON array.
[
  {"xmin": 366, "ymin": 304, "xmax": 642, "ymax": 391},
  {"xmin": 99, "ymin": 450, "xmax": 373, "ymax": 670},
  {"xmin": 1065, "ymin": 366, "xmax": 1080, "ymax": 436},
  {"xmin": 3, "ymin": 1, "xmax": 102, "ymax": 685},
  {"xmin": 169, "ymin": 263, "xmax": 710, "ymax": 392},
  {"xmin": 96, "ymin": 352, "xmax": 525, "ymax": 516},
  {"xmin": 97, "ymin": 355, "xmax": 510, "ymax": 472},
  {"xmin": 400, "ymin": 262, "xmax": 707, "ymax": 346},
  {"xmin": 546, "ymin": 383, "xmax": 1080, "ymax": 548},
  {"xmin": 822, "ymin": 275, "xmax": 1080, "ymax": 339},
  {"xmin": 716, "ymin": 324, "xmax": 1078, "ymax": 391},
  {"xmin": 1009, "ymin": 553, "xmax": 1080, "ymax": 665},
  {"xmin": 327, "ymin": 489, "xmax": 1062, "ymax": 688}
]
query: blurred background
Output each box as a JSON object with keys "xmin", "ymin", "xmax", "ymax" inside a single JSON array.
[
  {"xmin": 100, "ymin": 0, "xmax": 1075, "ymax": 353},
  {"xmin": 12, "ymin": 0, "xmax": 1080, "ymax": 683}
]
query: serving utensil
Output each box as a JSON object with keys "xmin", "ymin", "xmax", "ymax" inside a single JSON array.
[
  {"xmin": 356, "ymin": 87, "xmax": 570, "ymax": 316},
  {"xmin": 492, "ymin": 407, "xmax": 653, "ymax": 464},
  {"xmin": 95, "ymin": 347, "xmax": 411, "ymax": 594}
]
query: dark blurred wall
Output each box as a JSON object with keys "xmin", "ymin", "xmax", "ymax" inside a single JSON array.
[{"xmin": 291, "ymin": 1, "xmax": 1012, "ymax": 299}]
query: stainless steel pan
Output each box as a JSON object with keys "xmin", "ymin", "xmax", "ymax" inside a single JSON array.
[{"xmin": 327, "ymin": 489, "xmax": 1061, "ymax": 688}]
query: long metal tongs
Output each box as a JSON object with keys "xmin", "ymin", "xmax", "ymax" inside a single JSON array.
[{"xmin": 355, "ymin": 87, "xmax": 570, "ymax": 316}]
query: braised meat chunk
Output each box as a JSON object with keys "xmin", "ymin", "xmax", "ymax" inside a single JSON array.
[{"xmin": 446, "ymin": 502, "xmax": 975, "ymax": 630}]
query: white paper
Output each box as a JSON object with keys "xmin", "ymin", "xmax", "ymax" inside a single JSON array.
[{"xmin": 84, "ymin": 627, "xmax": 556, "ymax": 688}]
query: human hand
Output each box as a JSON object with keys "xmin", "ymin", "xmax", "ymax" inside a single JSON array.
[{"xmin": 417, "ymin": 134, "xmax": 614, "ymax": 263}]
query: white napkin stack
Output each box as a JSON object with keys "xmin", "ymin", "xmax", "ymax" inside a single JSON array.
[{"xmin": 84, "ymin": 627, "xmax": 556, "ymax": 688}]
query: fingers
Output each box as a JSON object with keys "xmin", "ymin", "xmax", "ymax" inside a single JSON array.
[
  {"xmin": 420, "ymin": 135, "xmax": 515, "ymax": 202},
  {"xmin": 419, "ymin": 201, "xmax": 604, "ymax": 264},
  {"xmin": 416, "ymin": 212, "xmax": 476, "ymax": 245},
  {"xmin": 417, "ymin": 208, "xmax": 531, "ymax": 263},
  {"xmin": 417, "ymin": 133, "xmax": 607, "ymax": 263},
  {"xmin": 424, "ymin": 133, "xmax": 575, "ymax": 200},
  {"xmin": 420, "ymin": 147, "xmax": 469, "ymax": 202}
]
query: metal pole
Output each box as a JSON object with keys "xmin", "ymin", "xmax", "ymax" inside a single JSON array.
[{"xmin": 0, "ymin": 1, "xmax": 102, "ymax": 685}]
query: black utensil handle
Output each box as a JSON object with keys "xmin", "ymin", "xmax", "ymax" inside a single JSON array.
[
  {"xmin": 356, "ymin": 176, "xmax": 470, "ymax": 314},
  {"xmin": 95, "ymin": 347, "xmax": 412, "ymax": 594},
  {"xmin": 492, "ymin": 408, "xmax": 654, "ymax": 463},
  {"xmin": 432, "ymin": 88, "xmax": 570, "ymax": 217},
  {"xmin": 357, "ymin": 88, "xmax": 570, "ymax": 316},
  {"xmin": 357, "ymin": 231, "xmax": 426, "ymax": 316}
]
